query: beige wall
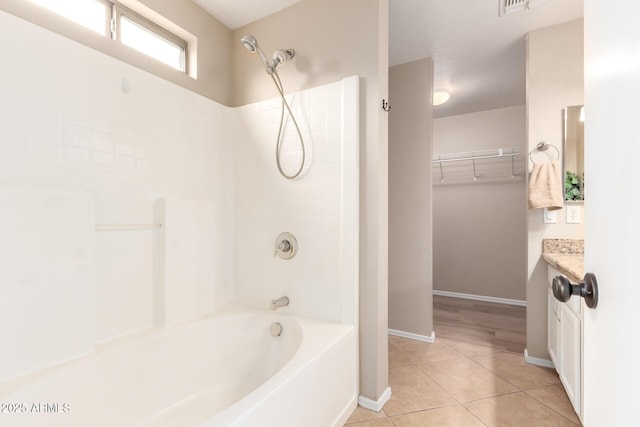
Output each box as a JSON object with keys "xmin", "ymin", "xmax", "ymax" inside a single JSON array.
[
  {"xmin": 433, "ymin": 106, "xmax": 527, "ymax": 301},
  {"xmin": 232, "ymin": 0, "xmax": 380, "ymax": 105},
  {"xmin": 526, "ymin": 19, "xmax": 584, "ymax": 359},
  {"xmin": 232, "ymin": 0, "xmax": 390, "ymax": 402},
  {"xmin": 388, "ymin": 58, "xmax": 434, "ymax": 337},
  {"xmin": 0, "ymin": 0, "xmax": 234, "ymax": 105}
]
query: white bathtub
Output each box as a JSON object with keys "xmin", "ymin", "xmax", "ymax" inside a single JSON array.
[{"xmin": 0, "ymin": 306, "xmax": 357, "ymax": 427}]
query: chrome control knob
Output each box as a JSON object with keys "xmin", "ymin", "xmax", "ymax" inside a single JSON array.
[{"xmin": 274, "ymin": 232, "xmax": 297, "ymax": 259}]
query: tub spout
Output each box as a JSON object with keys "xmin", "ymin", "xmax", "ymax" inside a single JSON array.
[{"xmin": 270, "ymin": 296, "xmax": 289, "ymax": 311}]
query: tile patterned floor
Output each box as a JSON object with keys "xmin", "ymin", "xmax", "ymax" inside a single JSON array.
[{"xmin": 345, "ymin": 336, "xmax": 581, "ymax": 427}]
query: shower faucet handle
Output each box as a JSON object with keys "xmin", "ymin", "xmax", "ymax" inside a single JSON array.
[
  {"xmin": 273, "ymin": 239, "xmax": 290, "ymax": 257},
  {"xmin": 277, "ymin": 240, "xmax": 291, "ymax": 252},
  {"xmin": 274, "ymin": 232, "xmax": 297, "ymax": 259}
]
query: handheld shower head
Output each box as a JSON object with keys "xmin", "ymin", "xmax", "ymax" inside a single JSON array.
[
  {"xmin": 240, "ymin": 34, "xmax": 258, "ymax": 52},
  {"xmin": 241, "ymin": 34, "xmax": 272, "ymax": 72},
  {"xmin": 240, "ymin": 35, "xmax": 296, "ymax": 75}
]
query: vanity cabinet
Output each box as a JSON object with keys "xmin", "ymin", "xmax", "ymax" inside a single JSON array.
[
  {"xmin": 547, "ymin": 288, "xmax": 560, "ymax": 366},
  {"xmin": 547, "ymin": 265, "xmax": 582, "ymax": 418}
]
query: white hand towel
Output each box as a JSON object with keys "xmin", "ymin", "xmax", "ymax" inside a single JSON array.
[{"xmin": 528, "ymin": 161, "xmax": 563, "ymax": 210}]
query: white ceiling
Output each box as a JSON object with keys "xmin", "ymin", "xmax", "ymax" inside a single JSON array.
[
  {"xmin": 193, "ymin": 0, "xmax": 303, "ymax": 30},
  {"xmin": 193, "ymin": 0, "xmax": 583, "ymax": 118},
  {"xmin": 391, "ymin": 0, "xmax": 584, "ymax": 118}
]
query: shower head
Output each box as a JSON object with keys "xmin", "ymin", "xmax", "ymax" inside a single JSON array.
[
  {"xmin": 241, "ymin": 34, "xmax": 258, "ymax": 53},
  {"xmin": 240, "ymin": 34, "xmax": 295, "ymax": 75},
  {"xmin": 241, "ymin": 34, "xmax": 271, "ymax": 72}
]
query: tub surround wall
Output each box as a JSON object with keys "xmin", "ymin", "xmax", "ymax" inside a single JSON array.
[
  {"xmin": 388, "ymin": 58, "xmax": 434, "ymax": 340},
  {"xmin": 232, "ymin": 0, "xmax": 390, "ymax": 403},
  {"xmin": 0, "ymin": 9, "xmax": 235, "ymax": 379},
  {"xmin": 526, "ymin": 19, "xmax": 584, "ymax": 361},
  {"xmin": 234, "ymin": 77, "xmax": 359, "ymax": 326},
  {"xmin": 433, "ymin": 106, "xmax": 527, "ymax": 302},
  {"xmin": 0, "ymin": 189, "xmax": 95, "ymax": 382},
  {"xmin": 156, "ymin": 198, "xmax": 221, "ymax": 327}
]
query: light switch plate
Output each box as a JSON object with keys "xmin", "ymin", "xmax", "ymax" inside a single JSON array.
[
  {"xmin": 566, "ymin": 205, "xmax": 581, "ymax": 224},
  {"xmin": 543, "ymin": 208, "xmax": 558, "ymax": 224}
]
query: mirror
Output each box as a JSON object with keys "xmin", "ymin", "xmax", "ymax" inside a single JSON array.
[{"xmin": 563, "ymin": 105, "xmax": 584, "ymax": 202}]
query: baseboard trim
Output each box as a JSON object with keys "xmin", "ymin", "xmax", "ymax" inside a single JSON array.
[
  {"xmin": 358, "ymin": 387, "xmax": 392, "ymax": 413},
  {"xmin": 388, "ymin": 329, "xmax": 436, "ymax": 343},
  {"xmin": 524, "ymin": 348, "xmax": 555, "ymax": 368},
  {"xmin": 433, "ymin": 290, "xmax": 526, "ymax": 307}
]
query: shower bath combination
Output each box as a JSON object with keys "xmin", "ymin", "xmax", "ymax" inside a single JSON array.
[{"xmin": 241, "ymin": 35, "xmax": 306, "ymax": 180}]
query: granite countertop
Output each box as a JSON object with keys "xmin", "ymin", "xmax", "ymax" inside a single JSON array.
[{"xmin": 542, "ymin": 239, "xmax": 584, "ymax": 283}]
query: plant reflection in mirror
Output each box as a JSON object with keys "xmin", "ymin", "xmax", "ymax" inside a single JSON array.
[{"xmin": 565, "ymin": 170, "xmax": 583, "ymax": 200}]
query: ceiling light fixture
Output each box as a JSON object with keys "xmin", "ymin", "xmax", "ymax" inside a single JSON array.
[{"xmin": 433, "ymin": 90, "xmax": 450, "ymax": 106}]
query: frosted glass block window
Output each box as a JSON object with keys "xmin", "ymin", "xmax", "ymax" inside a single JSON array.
[{"xmin": 31, "ymin": 0, "xmax": 110, "ymax": 36}]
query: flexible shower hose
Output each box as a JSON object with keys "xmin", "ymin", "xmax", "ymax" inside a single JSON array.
[{"xmin": 270, "ymin": 72, "xmax": 306, "ymax": 180}]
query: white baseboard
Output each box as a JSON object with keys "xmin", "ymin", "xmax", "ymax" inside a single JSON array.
[
  {"xmin": 388, "ymin": 329, "xmax": 436, "ymax": 343},
  {"xmin": 524, "ymin": 348, "xmax": 554, "ymax": 368},
  {"xmin": 433, "ymin": 290, "xmax": 526, "ymax": 307},
  {"xmin": 358, "ymin": 387, "xmax": 392, "ymax": 413}
]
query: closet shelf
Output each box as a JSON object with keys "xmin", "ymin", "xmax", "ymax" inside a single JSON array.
[
  {"xmin": 432, "ymin": 147, "xmax": 519, "ymax": 163},
  {"xmin": 432, "ymin": 147, "xmax": 521, "ymax": 181}
]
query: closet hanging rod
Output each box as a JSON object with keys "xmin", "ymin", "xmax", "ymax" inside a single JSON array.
[{"xmin": 432, "ymin": 147, "xmax": 520, "ymax": 164}]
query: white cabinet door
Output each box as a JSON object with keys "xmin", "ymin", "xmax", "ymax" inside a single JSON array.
[
  {"xmin": 547, "ymin": 288, "xmax": 560, "ymax": 367},
  {"xmin": 558, "ymin": 302, "xmax": 581, "ymax": 414}
]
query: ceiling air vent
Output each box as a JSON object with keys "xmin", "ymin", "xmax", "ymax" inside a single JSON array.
[{"xmin": 500, "ymin": 0, "xmax": 548, "ymax": 16}]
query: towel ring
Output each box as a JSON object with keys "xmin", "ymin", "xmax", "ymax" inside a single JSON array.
[{"xmin": 529, "ymin": 141, "xmax": 559, "ymax": 164}]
